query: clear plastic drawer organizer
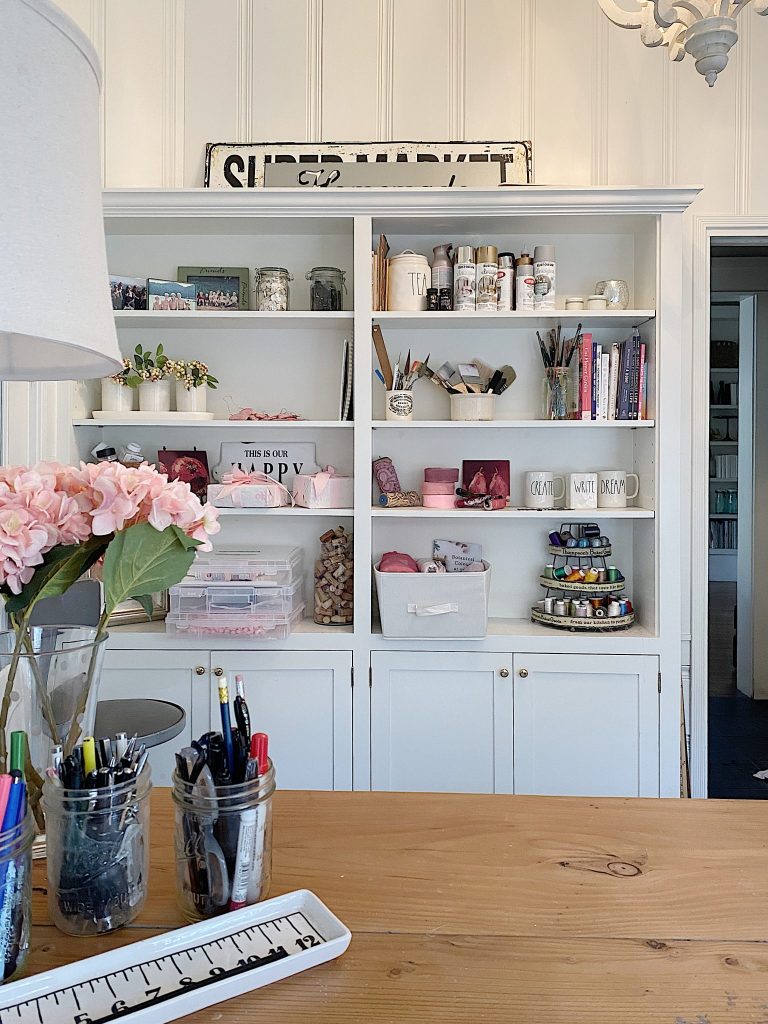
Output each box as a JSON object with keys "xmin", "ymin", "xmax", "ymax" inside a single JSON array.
[{"xmin": 187, "ymin": 545, "xmax": 303, "ymax": 587}]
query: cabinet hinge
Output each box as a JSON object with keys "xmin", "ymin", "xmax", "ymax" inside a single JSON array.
[
  {"xmin": 658, "ymin": 672, "xmax": 662, "ymax": 694},
  {"xmin": 369, "ymin": 666, "xmax": 373, "ymax": 689}
]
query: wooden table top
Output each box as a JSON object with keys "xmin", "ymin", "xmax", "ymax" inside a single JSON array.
[{"xmin": 26, "ymin": 790, "xmax": 768, "ymax": 1023}]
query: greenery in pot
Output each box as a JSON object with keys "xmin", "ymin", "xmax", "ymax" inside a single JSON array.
[
  {"xmin": 107, "ymin": 357, "xmax": 140, "ymax": 388},
  {"xmin": 133, "ymin": 343, "xmax": 169, "ymax": 382},
  {"xmin": 165, "ymin": 359, "xmax": 219, "ymax": 390}
]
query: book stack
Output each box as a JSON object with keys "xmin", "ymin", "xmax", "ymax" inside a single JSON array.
[
  {"xmin": 711, "ymin": 453, "xmax": 738, "ymax": 480},
  {"xmin": 577, "ymin": 329, "xmax": 647, "ymax": 421},
  {"xmin": 371, "ymin": 233, "xmax": 390, "ymax": 312}
]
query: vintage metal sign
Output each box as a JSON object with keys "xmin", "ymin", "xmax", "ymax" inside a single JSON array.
[
  {"xmin": 213, "ymin": 441, "xmax": 320, "ymax": 487},
  {"xmin": 204, "ymin": 141, "xmax": 533, "ymax": 188}
]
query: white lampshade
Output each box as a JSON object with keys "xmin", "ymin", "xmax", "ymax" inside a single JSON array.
[{"xmin": 0, "ymin": 0, "xmax": 122, "ymax": 380}]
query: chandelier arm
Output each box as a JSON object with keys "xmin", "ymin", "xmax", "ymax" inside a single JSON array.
[
  {"xmin": 597, "ymin": 0, "xmax": 644, "ymax": 29},
  {"xmin": 755, "ymin": 1, "xmax": 768, "ymax": 13}
]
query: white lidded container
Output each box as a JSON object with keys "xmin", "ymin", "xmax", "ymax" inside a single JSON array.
[
  {"xmin": 386, "ymin": 251, "xmax": 430, "ymax": 311},
  {"xmin": 374, "ymin": 561, "xmax": 491, "ymax": 639},
  {"xmin": 450, "ymin": 393, "xmax": 496, "ymax": 421}
]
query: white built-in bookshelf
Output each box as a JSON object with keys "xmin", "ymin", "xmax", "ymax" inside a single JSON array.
[{"xmin": 60, "ymin": 187, "xmax": 698, "ymax": 795}]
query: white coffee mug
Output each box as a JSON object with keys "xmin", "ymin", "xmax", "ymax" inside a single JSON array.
[
  {"xmin": 524, "ymin": 471, "xmax": 565, "ymax": 509},
  {"xmin": 567, "ymin": 472, "xmax": 598, "ymax": 509},
  {"xmin": 598, "ymin": 470, "xmax": 640, "ymax": 508}
]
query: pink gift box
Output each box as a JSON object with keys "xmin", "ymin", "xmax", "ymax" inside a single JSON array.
[
  {"xmin": 293, "ymin": 466, "xmax": 353, "ymax": 509},
  {"xmin": 208, "ymin": 470, "xmax": 291, "ymax": 508}
]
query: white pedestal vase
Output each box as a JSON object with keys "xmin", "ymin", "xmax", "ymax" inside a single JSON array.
[
  {"xmin": 175, "ymin": 383, "xmax": 208, "ymax": 414},
  {"xmin": 138, "ymin": 379, "xmax": 172, "ymax": 412},
  {"xmin": 101, "ymin": 379, "xmax": 134, "ymax": 413}
]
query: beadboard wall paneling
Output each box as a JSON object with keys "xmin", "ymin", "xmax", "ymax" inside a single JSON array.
[
  {"xmin": 322, "ymin": 0, "xmax": 380, "ymax": 141},
  {"xmin": 183, "ymin": 0, "xmax": 241, "ymax": 187},
  {"xmin": 464, "ymin": 0, "xmax": 524, "ymax": 142},
  {"xmin": 251, "ymin": 1, "xmax": 311, "ymax": 144},
  {"xmin": 391, "ymin": 0, "xmax": 450, "ymax": 140},
  {"xmin": 532, "ymin": 0, "xmax": 595, "ymax": 186}
]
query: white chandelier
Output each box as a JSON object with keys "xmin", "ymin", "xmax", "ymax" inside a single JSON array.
[{"xmin": 598, "ymin": 0, "xmax": 767, "ymax": 86}]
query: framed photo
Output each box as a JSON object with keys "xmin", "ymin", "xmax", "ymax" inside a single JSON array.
[
  {"xmin": 108, "ymin": 592, "xmax": 168, "ymax": 626},
  {"xmin": 158, "ymin": 448, "xmax": 210, "ymax": 500},
  {"xmin": 178, "ymin": 266, "xmax": 249, "ymax": 310},
  {"xmin": 147, "ymin": 278, "xmax": 197, "ymax": 311},
  {"xmin": 110, "ymin": 275, "xmax": 147, "ymax": 310},
  {"xmin": 462, "ymin": 460, "xmax": 510, "ymax": 499}
]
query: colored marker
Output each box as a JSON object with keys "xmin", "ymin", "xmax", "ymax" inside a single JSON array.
[
  {"xmin": 82, "ymin": 737, "xmax": 97, "ymax": 776},
  {"xmin": 9, "ymin": 733, "xmax": 25, "ymax": 774},
  {"xmin": 218, "ymin": 680, "xmax": 236, "ymax": 776}
]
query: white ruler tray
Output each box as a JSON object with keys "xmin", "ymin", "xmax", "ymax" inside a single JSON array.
[{"xmin": 0, "ymin": 889, "xmax": 351, "ymax": 1023}]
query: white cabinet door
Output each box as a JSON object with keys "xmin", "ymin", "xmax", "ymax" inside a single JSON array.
[
  {"xmin": 513, "ymin": 653, "xmax": 659, "ymax": 797},
  {"xmin": 211, "ymin": 652, "xmax": 353, "ymax": 791},
  {"xmin": 100, "ymin": 650, "xmax": 209, "ymax": 786},
  {"xmin": 370, "ymin": 652, "xmax": 512, "ymax": 794}
]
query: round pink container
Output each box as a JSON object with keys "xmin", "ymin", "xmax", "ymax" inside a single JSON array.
[
  {"xmin": 423, "ymin": 467, "xmax": 459, "ymax": 483},
  {"xmin": 421, "ymin": 481, "xmax": 455, "ymax": 495},
  {"xmin": 422, "ymin": 494, "xmax": 458, "ymax": 509}
]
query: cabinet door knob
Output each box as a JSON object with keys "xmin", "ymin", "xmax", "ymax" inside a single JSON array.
[
  {"xmin": 213, "ymin": 667, "xmax": 224, "ymax": 677},
  {"xmin": 195, "ymin": 665, "xmax": 206, "ymax": 676},
  {"xmin": 518, "ymin": 668, "xmax": 529, "ymax": 678},
  {"xmin": 499, "ymin": 667, "xmax": 510, "ymax": 678}
]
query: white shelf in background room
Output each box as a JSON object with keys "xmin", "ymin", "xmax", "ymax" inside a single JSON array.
[
  {"xmin": 372, "ymin": 419, "xmax": 655, "ymax": 429},
  {"xmin": 114, "ymin": 310, "xmax": 353, "ymax": 329},
  {"xmin": 709, "ymin": 549, "xmax": 737, "ymax": 556},
  {"xmin": 709, "ymin": 513, "xmax": 738, "ymax": 519},
  {"xmin": 215, "ymin": 507, "xmax": 353, "ymax": 517},
  {"xmin": 73, "ymin": 419, "xmax": 353, "ymax": 429},
  {"xmin": 371, "ymin": 507, "xmax": 655, "ymax": 519},
  {"xmin": 373, "ymin": 310, "xmax": 656, "ymax": 330}
]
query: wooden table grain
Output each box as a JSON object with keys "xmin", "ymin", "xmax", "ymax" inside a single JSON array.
[{"xmin": 26, "ymin": 790, "xmax": 768, "ymax": 1023}]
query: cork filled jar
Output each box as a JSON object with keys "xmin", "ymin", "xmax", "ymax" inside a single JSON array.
[{"xmin": 314, "ymin": 526, "xmax": 353, "ymax": 625}]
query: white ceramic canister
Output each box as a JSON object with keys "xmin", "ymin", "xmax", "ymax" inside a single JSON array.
[
  {"xmin": 101, "ymin": 379, "xmax": 134, "ymax": 413},
  {"xmin": 475, "ymin": 245, "xmax": 499, "ymax": 311},
  {"xmin": 453, "ymin": 245, "xmax": 476, "ymax": 311},
  {"xmin": 138, "ymin": 379, "xmax": 172, "ymax": 413},
  {"xmin": 533, "ymin": 244, "xmax": 556, "ymax": 310},
  {"xmin": 387, "ymin": 251, "xmax": 430, "ymax": 311},
  {"xmin": 497, "ymin": 252, "xmax": 515, "ymax": 311},
  {"xmin": 175, "ymin": 382, "xmax": 208, "ymax": 414},
  {"xmin": 515, "ymin": 253, "xmax": 534, "ymax": 311}
]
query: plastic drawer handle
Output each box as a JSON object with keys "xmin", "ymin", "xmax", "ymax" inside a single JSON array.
[{"xmin": 406, "ymin": 602, "xmax": 459, "ymax": 617}]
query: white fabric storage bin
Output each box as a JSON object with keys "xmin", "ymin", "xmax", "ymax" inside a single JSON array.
[{"xmin": 374, "ymin": 562, "xmax": 491, "ymax": 639}]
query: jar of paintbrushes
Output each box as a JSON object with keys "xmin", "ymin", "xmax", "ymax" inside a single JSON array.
[{"xmin": 537, "ymin": 325, "xmax": 581, "ymax": 420}]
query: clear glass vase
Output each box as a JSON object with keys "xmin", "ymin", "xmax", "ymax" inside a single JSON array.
[
  {"xmin": 0, "ymin": 627, "xmax": 107, "ymax": 828},
  {"xmin": 541, "ymin": 367, "xmax": 572, "ymax": 420}
]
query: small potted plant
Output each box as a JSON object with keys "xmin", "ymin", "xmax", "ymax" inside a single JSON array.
[
  {"xmin": 100, "ymin": 358, "xmax": 138, "ymax": 413},
  {"xmin": 166, "ymin": 358, "xmax": 218, "ymax": 414},
  {"xmin": 134, "ymin": 343, "xmax": 171, "ymax": 412}
]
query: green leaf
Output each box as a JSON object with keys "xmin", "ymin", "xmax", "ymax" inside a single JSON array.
[
  {"xmin": 134, "ymin": 594, "xmax": 155, "ymax": 620},
  {"xmin": 101, "ymin": 522, "xmax": 200, "ymax": 618},
  {"xmin": 3, "ymin": 537, "xmax": 108, "ymax": 617}
]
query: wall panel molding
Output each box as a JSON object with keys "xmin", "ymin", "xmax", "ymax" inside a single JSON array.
[
  {"xmin": 662, "ymin": 59, "xmax": 678, "ymax": 186},
  {"xmin": 237, "ymin": 0, "xmax": 254, "ymax": 140},
  {"xmin": 377, "ymin": 0, "xmax": 394, "ymax": 140},
  {"xmin": 520, "ymin": 0, "xmax": 534, "ymax": 148},
  {"xmin": 89, "ymin": 0, "xmax": 106, "ymax": 182},
  {"xmin": 161, "ymin": 0, "xmax": 185, "ymax": 187},
  {"xmin": 448, "ymin": 0, "xmax": 466, "ymax": 140},
  {"xmin": 306, "ymin": 0, "xmax": 324, "ymax": 141},
  {"xmin": 735, "ymin": 15, "xmax": 752, "ymax": 214},
  {"xmin": 590, "ymin": 2, "xmax": 609, "ymax": 185}
]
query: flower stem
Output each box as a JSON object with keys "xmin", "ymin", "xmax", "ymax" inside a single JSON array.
[
  {"xmin": 62, "ymin": 610, "xmax": 109, "ymax": 756},
  {"xmin": 0, "ymin": 623, "xmax": 27, "ymax": 774}
]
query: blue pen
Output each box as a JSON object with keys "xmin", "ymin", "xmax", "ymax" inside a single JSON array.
[
  {"xmin": 374, "ymin": 368, "xmax": 386, "ymax": 385},
  {"xmin": 1, "ymin": 772, "xmax": 24, "ymax": 834},
  {"xmin": 218, "ymin": 680, "xmax": 236, "ymax": 776}
]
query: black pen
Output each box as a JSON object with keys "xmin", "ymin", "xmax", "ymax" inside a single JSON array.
[{"xmin": 234, "ymin": 675, "xmax": 251, "ymax": 740}]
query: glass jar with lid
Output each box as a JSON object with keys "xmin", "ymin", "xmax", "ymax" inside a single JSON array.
[
  {"xmin": 305, "ymin": 267, "xmax": 346, "ymax": 311},
  {"xmin": 254, "ymin": 267, "xmax": 292, "ymax": 311}
]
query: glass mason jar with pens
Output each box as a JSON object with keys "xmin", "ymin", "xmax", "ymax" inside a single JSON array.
[
  {"xmin": 43, "ymin": 737, "xmax": 152, "ymax": 936},
  {"xmin": 0, "ymin": 732, "xmax": 34, "ymax": 983},
  {"xmin": 172, "ymin": 675, "xmax": 276, "ymax": 923}
]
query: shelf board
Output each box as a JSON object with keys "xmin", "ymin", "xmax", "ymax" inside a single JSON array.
[
  {"xmin": 710, "ymin": 405, "xmax": 738, "ymax": 412},
  {"xmin": 372, "ymin": 310, "xmax": 655, "ymax": 330},
  {"xmin": 709, "ymin": 478, "xmax": 737, "ymax": 484},
  {"xmin": 371, "ymin": 506, "xmax": 654, "ymax": 520},
  {"xmin": 114, "ymin": 310, "xmax": 353, "ymax": 329},
  {"xmin": 710, "ymin": 368, "xmax": 738, "ymax": 374},
  {"xmin": 372, "ymin": 419, "xmax": 654, "ymax": 429},
  {"xmin": 107, "ymin": 616, "xmax": 353, "ymax": 650},
  {"xmin": 216, "ymin": 506, "xmax": 353, "ymax": 517},
  {"xmin": 709, "ymin": 513, "xmax": 738, "ymax": 519},
  {"xmin": 710, "ymin": 440, "xmax": 738, "ymax": 446},
  {"xmin": 72, "ymin": 419, "xmax": 352, "ymax": 429},
  {"xmin": 709, "ymin": 549, "xmax": 737, "ymax": 555}
]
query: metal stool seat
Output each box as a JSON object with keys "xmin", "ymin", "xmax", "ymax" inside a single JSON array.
[{"xmin": 94, "ymin": 699, "xmax": 186, "ymax": 749}]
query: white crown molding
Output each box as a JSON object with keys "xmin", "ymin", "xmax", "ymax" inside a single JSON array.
[{"xmin": 101, "ymin": 185, "xmax": 703, "ymax": 221}]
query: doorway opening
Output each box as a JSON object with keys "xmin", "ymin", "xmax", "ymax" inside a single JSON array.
[{"xmin": 707, "ymin": 244, "xmax": 768, "ymax": 797}]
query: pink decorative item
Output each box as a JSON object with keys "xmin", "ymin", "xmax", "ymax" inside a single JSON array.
[
  {"xmin": 422, "ymin": 494, "xmax": 458, "ymax": 509},
  {"xmin": 423, "ymin": 467, "xmax": 459, "ymax": 483},
  {"xmin": 293, "ymin": 466, "xmax": 353, "ymax": 509},
  {"xmin": 207, "ymin": 469, "xmax": 292, "ymax": 508},
  {"xmin": 421, "ymin": 481, "xmax": 455, "ymax": 495},
  {"xmin": 378, "ymin": 551, "xmax": 420, "ymax": 573},
  {"xmin": 229, "ymin": 408, "xmax": 304, "ymax": 421},
  {"xmin": 372, "ymin": 457, "xmax": 401, "ymax": 494}
]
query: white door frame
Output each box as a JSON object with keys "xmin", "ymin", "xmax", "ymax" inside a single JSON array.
[{"xmin": 690, "ymin": 216, "xmax": 768, "ymax": 798}]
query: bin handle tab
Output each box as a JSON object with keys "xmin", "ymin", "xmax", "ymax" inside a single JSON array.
[{"xmin": 407, "ymin": 602, "xmax": 458, "ymax": 617}]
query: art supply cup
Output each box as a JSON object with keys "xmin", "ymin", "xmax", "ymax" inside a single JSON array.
[
  {"xmin": 43, "ymin": 767, "xmax": 152, "ymax": 936},
  {"xmin": 541, "ymin": 367, "xmax": 572, "ymax": 420},
  {"xmin": 450, "ymin": 393, "xmax": 495, "ymax": 421},
  {"xmin": 0, "ymin": 808, "xmax": 33, "ymax": 983},
  {"xmin": 172, "ymin": 760, "xmax": 276, "ymax": 924},
  {"xmin": 597, "ymin": 470, "xmax": 640, "ymax": 509},
  {"xmin": 524, "ymin": 471, "xmax": 565, "ymax": 510},
  {"xmin": 385, "ymin": 390, "xmax": 413, "ymax": 422}
]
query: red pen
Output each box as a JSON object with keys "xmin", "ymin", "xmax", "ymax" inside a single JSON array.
[{"xmin": 252, "ymin": 732, "xmax": 268, "ymax": 776}]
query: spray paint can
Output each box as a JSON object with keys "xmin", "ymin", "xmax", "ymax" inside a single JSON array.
[
  {"xmin": 475, "ymin": 245, "xmax": 499, "ymax": 311},
  {"xmin": 497, "ymin": 252, "xmax": 515, "ymax": 311},
  {"xmin": 431, "ymin": 243, "xmax": 453, "ymax": 297},
  {"xmin": 533, "ymin": 244, "xmax": 556, "ymax": 310},
  {"xmin": 454, "ymin": 245, "xmax": 476, "ymax": 311},
  {"xmin": 515, "ymin": 252, "xmax": 535, "ymax": 311}
]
